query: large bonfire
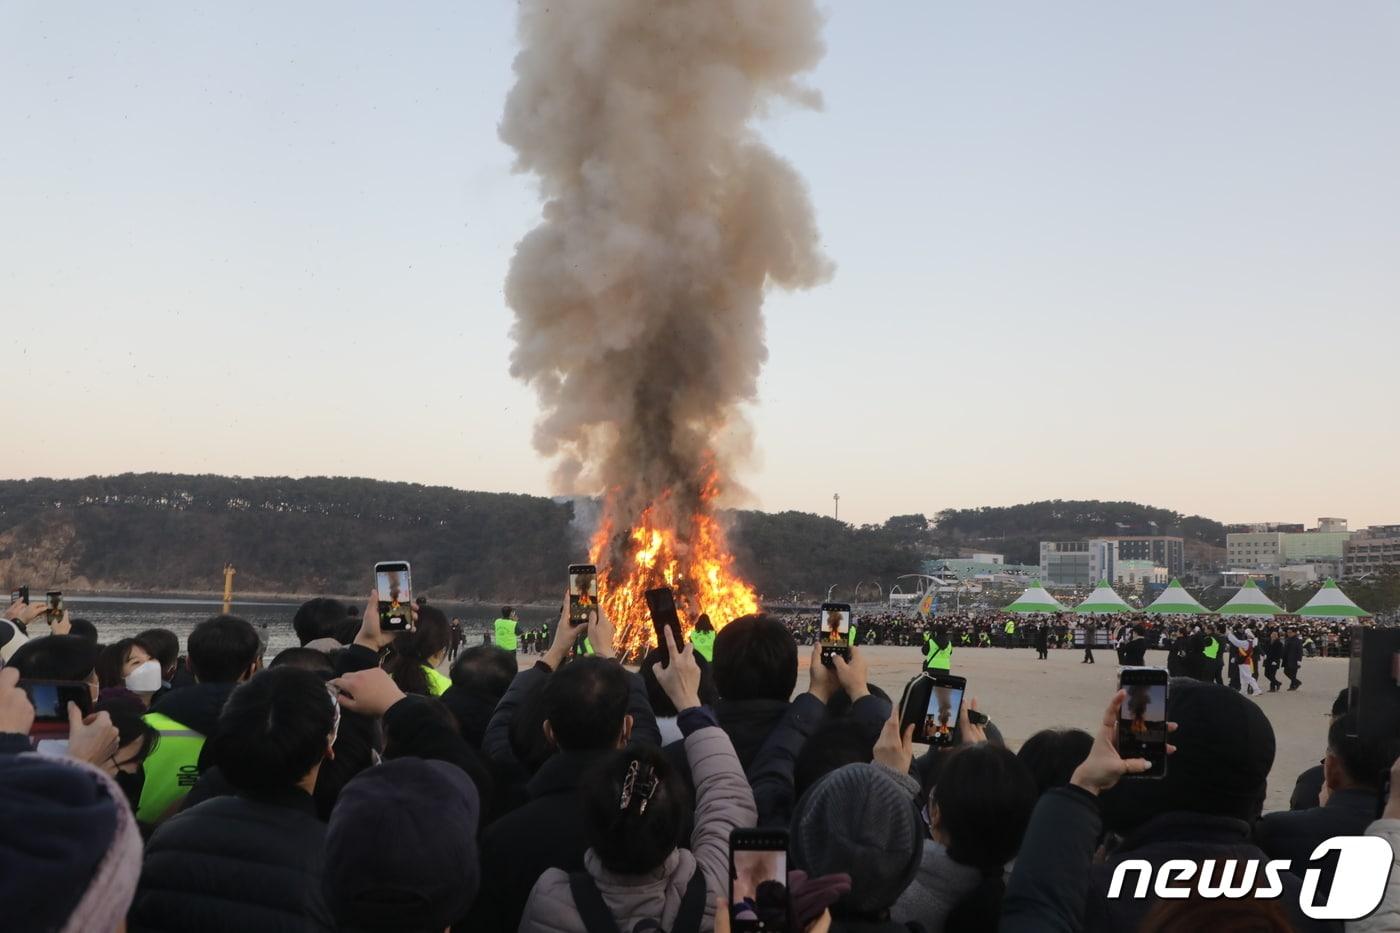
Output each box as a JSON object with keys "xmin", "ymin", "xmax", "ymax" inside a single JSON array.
[{"xmin": 500, "ymin": 0, "xmax": 830, "ymax": 655}]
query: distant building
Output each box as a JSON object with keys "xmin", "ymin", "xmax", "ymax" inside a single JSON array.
[
  {"xmin": 1228, "ymin": 519, "xmax": 1351, "ymax": 571},
  {"xmin": 1098, "ymin": 536, "xmax": 1185, "ymax": 579},
  {"xmin": 1116, "ymin": 560, "xmax": 1169, "ymax": 589},
  {"xmin": 1042, "ymin": 536, "xmax": 1184, "ymax": 586},
  {"xmin": 1344, "ymin": 525, "xmax": 1400, "ymax": 577},
  {"xmin": 1226, "ymin": 522, "xmax": 1305, "ymax": 534},
  {"xmin": 922, "ymin": 558, "xmax": 1036, "ymax": 582},
  {"xmin": 970, "ymin": 553, "xmax": 1004, "ymax": 565},
  {"xmin": 1040, "ymin": 541, "xmax": 1093, "ymax": 587}
]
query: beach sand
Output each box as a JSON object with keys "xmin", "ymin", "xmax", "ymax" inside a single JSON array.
[{"xmin": 810, "ymin": 644, "xmax": 1345, "ymax": 813}]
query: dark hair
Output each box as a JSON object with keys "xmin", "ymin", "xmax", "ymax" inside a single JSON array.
[
  {"xmin": 187, "ymin": 615, "xmax": 261, "ymax": 684},
  {"xmin": 270, "ymin": 647, "xmax": 336, "ymax": 678},
  {"xmin": 934, "ymin": 744, "xmax": 1037, "ymax": 870},
  {"xmin": 712, "ymin": 614, "xmax": 797, "ymax": 702},
  {"xmin": 313, "ymin": 711, "xmax": 378, "ymax": 821},
  {"xmin": 292, "ymin": 598, "xmax": 350, "ymax": 647},
  {"xmin": 94, "ymin": 694, "xmax": 160, "ymax": 765},
  {"xmin": 581, "ymin": 745, "xmax": 688, "ymax": 874},
  {"xmin": 638, "ymin": 648, "xmax": 719, "ymax": 717},
  {"xmin": 694, "ymin": 613, "xmax": 714, "ymax": 633},
  {"xmin": 541, "ymin": 657, "xmax": 630, "ymax": 751},
  {"xmin": 95, "ymin": 639, "xmax": 142, "ymax": 690},
  {"xmin": 1328, "ymin": 713, "xmax": 1398, "ymax": 789},
  {"xmin": 450, "ymin": 645, "xmax": 518, "ymax": 698},
  {"xmin": 500, "ymin": 606, "xmax": 513, "ymax": 619},
  {"xmin": 9, "ymin": 635, "xmax": 100, "ymax": 683},
  {"xmin": 1330, "ymin": 687, "xmax": 1355, "ymax": 719},
  {"xmin": 794, "ymin": 720, "xmax": 877, "ymax": 801},
  {"xmin": 210, "ymin": 667, "xmax": 336, "ymax": 795},
  {"xmin": 135, "ymin": 629, "xmax": 180, "ymax": 676},
  {"xmin": 67, "ymin": 618, "xmax": 99, "ymax": 644},
  {"xmin": 383, "ymin": 606, "xmax": 451, "ymax": 697},
  {"xmin": 1017, "ymin": 728, "xmax": 1094, "ymax": 796}
]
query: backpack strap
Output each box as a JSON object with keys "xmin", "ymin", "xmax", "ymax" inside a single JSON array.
[
  {"xmin": 669, "ymin": 868, "xmax": 708, "ymax": 933},
  {"xmin": 569, "ymin": 872, "xmax": 624, "ymax": 933}
]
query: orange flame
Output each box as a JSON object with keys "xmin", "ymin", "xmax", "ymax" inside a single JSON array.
[{"xmin": 589, "ymin": 470, "xmax": 758, "ymax": 659}]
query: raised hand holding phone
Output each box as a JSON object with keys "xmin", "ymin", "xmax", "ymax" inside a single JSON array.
[
  {"xmin": 354, "ymin": 590, "xmax": 400, "ymax": 652},
  {"xmin": 653, "ymin": 627, "xmax": 701, "ymax": 711},
  {"xmin": 830, "ymin": 646, "xmax": 869, "ymax": 701},
  {"xmin": 586, "ymin": 605, "xmax": 616, "ymax": 660},
  {"xmin": 1072, "ymin": 689, "xmax": 1177, "ymax": 795},
  {"xmin": 330, "ymin": 667, "xmax": 408, "ymax": 718},
  {"xmin": 806, "ymin": 642, "xmax": 837, "ymax": 704},
  {"xmin": 873, "ymin": 703, "xmax": 915, "ymax": 776},
  {"xmin": 65, "ymin": 705, "xmax": 120, "ymax": 767}
]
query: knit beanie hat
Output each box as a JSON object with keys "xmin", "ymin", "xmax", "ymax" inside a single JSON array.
[
  {"xmin": 0, "ymin": 753, "xmax": 143, "ymax": 933},
  {"xmin": 790, "ymin": 763, "xmax": 924, "ymax": 915},
  {"xmin": 1101, "ymin": 678, "xmax": 1275, "ymax": 833},
  {"xmin": 323, "ymin": 758, "xmax": 481, "ymax": 932}
]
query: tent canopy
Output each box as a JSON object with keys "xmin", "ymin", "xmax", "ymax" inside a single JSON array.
[
  {"xmin": 1216, "ymin": 578, "xmax": 1283, "ymax": 616},
  {"xmin": 1144, "ymin": 578, "xmax": 1210, "ymax": 615},
  {"xmin": 1296, "ymin": 579, "xmax": 1370, "ymax": 618},
  {"xmin": 1005, "ymin": 581, "xmax": 1065, "ymax": 614},
  {"xmin": 1075, "ymin": 580, "xmax": 1134, "ymax": 614}
]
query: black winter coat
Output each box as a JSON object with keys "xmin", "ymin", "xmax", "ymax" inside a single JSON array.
[
  {"xmin": 460, "ymin": 748, "xmax": 611, "ymax": 933},
  {"xmin": 1284, "ymin": 636, "xmax": 1305, "ymax": 667},
  {"xmin": 1255, "ymin": 786, "xmax": 1380, "ymax": 866},
  {"xmin": 129, "ymin": 788, "xmax": 333, "ymax": 933}
]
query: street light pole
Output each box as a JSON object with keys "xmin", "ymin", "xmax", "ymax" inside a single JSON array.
[{"xmin": 833, "ymin": 493, "xmax": 839, "ymax": 521}]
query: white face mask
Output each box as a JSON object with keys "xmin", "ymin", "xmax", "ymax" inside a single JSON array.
[{"xmin": 125, "ymin": 659, "xmax": 163, "ymax": 693}]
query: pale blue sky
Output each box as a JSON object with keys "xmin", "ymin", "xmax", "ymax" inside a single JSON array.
[{"xmin": 3, "ymin": 2, "xmax": 1397, "ymax": 527}]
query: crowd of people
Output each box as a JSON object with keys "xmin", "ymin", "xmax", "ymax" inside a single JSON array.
[{"xmin": 1, "ymin": 590, "xmax": 1397, "ymax": 932}]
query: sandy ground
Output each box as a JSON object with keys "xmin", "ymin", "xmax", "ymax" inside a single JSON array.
[{"xmin": 843, "ymin": 644, "xmax": 1344, "ymax": 813}]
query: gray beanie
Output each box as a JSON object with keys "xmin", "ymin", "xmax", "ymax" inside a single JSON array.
[{"xmin": 790, "ymin": 763, "xmax": 924, "ymax": 915}]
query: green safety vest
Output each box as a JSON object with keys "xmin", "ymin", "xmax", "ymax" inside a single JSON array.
[
  {"xmin": 1004, "ymin": 620, "xmax": 1016, "ymax": 635},
  {"xmin": 579, "ymin": 636, "xmax": 595, "ymax": 656},
  {"xmin": 137, "ymin": 712, "xmax": 206, "ymax": 824},
  {"xmin": 690, "ymin": 630, "xmax": 716, "ymax": 662},
  {"xmin": 847, "ymin": 624, "xmax": 858, "ymax": 647},
  {"xmin": 1203, "ymin": 636, "xmax": 1221, "ymax": 660},
  {"xmin": 422, "ymin": 664, "xmax": 451, "ymax": 697},
  {"xmin": 923, "ymin": 636, "xmax": 953, "ymax": 671},
  {"xmin": 494, "ymin": 618, "xmax": 518, "ymax": 651}
]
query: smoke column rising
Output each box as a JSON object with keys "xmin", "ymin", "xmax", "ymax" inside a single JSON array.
[{"xmin": 502, "ymin": 0, "xmax": 832, "ymax": 573}]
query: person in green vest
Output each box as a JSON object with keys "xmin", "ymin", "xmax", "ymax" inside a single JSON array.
[
  {"xmin": 1200, "ymin": 623, "xmax": 1224, "ymax": 684},
  {"xmin": 1003, "ymin": 618, "xmax": 1017, "ymax": 648},
  {"xmin": 847, "ymin": 618, "xmax": 859, "ymax": 648},
  {"xmin": 922, "ymin": 625, "xmax": 953, "ymax": 672},
  {"xmin": 384, "ymin": 606, "xmax": 453, "ymax": 697},
  {"xmin": 138, "ymin": 614, "xmax": 263, "ymax": 825},
  {"xmin": 690, "ymin": 613, "xmax": 716, "ymax": 662},
  {"xmin": 494, "ymin": 606, "xmax": 519, "ymax": 653}
]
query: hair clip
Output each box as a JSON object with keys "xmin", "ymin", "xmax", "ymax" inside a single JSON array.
[{"xmin": 619, "ymin": 759, "xmax": 660, "ymax": 814}]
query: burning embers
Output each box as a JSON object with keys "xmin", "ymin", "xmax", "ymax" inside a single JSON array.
[{"xmin": 589, "ymin": 469, "xmax": 757, "ymax": 659}]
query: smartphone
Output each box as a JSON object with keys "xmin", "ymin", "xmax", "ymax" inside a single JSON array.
[
  {"xmin": 569, "ymin": 564, "xmax": 598, "ymax": 626},
  {"xmin": 729, "ymin": 828, "xmax": 790, "ymax": 932},
  {"xmin": 899, "ymin": 671, "xmax": 967, "ymax": 747},
  {"xmin": 1118, "ymin": 667, "xmax": 1169, "ymax": 778},
  {"xmin": 373, "ymin": 562, "xmax": 413, "ymax": 631},
  {"xmin": 645, "ymin": 586, "xmax": 684, "ymax": 661},
  {"xmin": 20, "ymin": 680, "xmax": 92, "ymax": 735},
  {"xmin": 9, "ymin": 586, "xmax": 28, "ymax": 605},
  {"xmin": 46, "ymin": 590, "xmax": 63, "ymax": 616},
  {"xmin": 818, "ymin": 602, "xmax": 852, "ymax": 667}
]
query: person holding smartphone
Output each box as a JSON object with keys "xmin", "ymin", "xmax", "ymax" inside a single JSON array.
[{"xmin": 517, "ymin": 628, "xmax": 758, "ymax": 932}]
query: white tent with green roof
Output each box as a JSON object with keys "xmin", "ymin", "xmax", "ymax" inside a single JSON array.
[
  {"xmin": 1144, "ymin": 578, "xmax": 1210, "ymax": 615},
  {"xmin": 1005, "ymin": 581, "xmax": 1065, "ymax": 613},
  {"xmin": 1296, "ymin": 579, "xmax": 1370, "ymax": 618},
  {"xmin": 1074, "ymin": 580, "xmax": 1134, "ymax": 614},
  {"xmin": 1216, "ymin": 579, "xmax": 1283, "ymax": 617}
]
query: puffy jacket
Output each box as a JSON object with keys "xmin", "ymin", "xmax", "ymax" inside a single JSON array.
[
  {"xmin": 1350, "ymin": 818, "xmax": 1400, "ymax": 933},
  {"xmin": 890, "ymin": 840, "xmax": 981, "ymax": 932},
  {"xmin": 129, "ymin": 787, "xmax": 333, "ymax": 933},
  {"xmin": 519, "ymin": 721, "xmax": 757, "ymax": 932},
  {"xmin": 1255, "ymin": 787, "xmax": 1380, "ymax": 867}
]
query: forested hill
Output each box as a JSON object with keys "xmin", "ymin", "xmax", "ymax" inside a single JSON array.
[
  {"xmin": 933, "ymin": 500, "xmax": 1227, "ymax": 565},
  {"xmin": 0, "ymin": 476, "xmax": 1227, "ymax": 601}
]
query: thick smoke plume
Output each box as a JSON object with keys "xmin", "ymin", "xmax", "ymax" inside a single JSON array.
[{"xmin": 502, "ymin": 0, "xmax": 832, "ymax": 570}]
